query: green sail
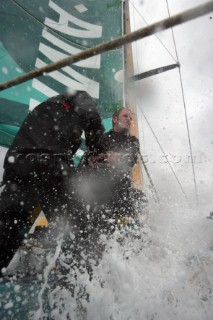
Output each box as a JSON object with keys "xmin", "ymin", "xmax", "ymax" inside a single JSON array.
[
  {"xmin": 0, "ymin": 1, "xmax": 124, "ymax": 318},
  {"xmin": 0, "ymin": 0, "xmax": 124, "ymax": 157}
]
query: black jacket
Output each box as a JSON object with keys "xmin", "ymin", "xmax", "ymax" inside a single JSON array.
[
  {"xmin": 3, "ymin": 91, "xmax": 104, "ymax": 182},
  {"xmin": 100, "ymin": 130, "xmax": 140, "ymax": 170}
]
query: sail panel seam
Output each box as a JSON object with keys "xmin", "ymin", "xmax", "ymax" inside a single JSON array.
[{"xmin": 165, "ymin": 0, "xmax": 199, "ymax": 206}]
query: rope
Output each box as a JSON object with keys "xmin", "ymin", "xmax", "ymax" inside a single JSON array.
[
  {"xmin": 0, "ymin": 53, "xmax": 8, "ymax": 61},
  {"xmin": 0, "ymin": 10, "xmax": 30, "ymax": 19},
  {"xmin": 132, "ymin": 0, "xmax": 147, "ymax": 155},
  {"xmin": 10, "ymin": 0, "xmax": 91, "ymax": 49},
  {"xmin": 11, "ymin": 0, "xmax": 121, "ymax": 52},
  {"xmin": 137, "ymin": 101, "xmax": 189, "ymax": 202},
  {"xmin": 129, "ymin": 0, "xmax": 178, "ymax": 63},
  {"xmin": 1, "ymin": 1, "xmax": 213, "ymax": 91},
  {"xmin": 165, "ymin": 0, "xmax": 199, "ymax": 206},
  {"xmin": 139, "ymin": 153, "xmax": 160, "ymax": 203}
]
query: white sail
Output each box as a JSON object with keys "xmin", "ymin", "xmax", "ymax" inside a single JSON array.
[{"xmin": 130, "ymin": 0, "xmax": 213, "ymax": 205}]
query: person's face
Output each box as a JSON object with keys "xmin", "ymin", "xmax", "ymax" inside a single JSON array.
[{"xmin": 113, "ymin": 109, "xmax": 132, "ymax": 133}]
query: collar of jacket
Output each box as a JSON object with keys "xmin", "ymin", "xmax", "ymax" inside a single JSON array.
[{"xmin": 108, "ymin": 129, "xmax": 130, "ymax": 137}]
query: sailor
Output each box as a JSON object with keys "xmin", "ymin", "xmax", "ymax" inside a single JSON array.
[
  {"xmin": 100, "ymin": 107, "xmax": 140, "ymax": 216},
  {"xmin": 0, "ymin": 91, "xmax": 104, "ymax": 274},
  {"xmin": 82, "ymin": 107, "xmax": 140, "ymax": 218}
]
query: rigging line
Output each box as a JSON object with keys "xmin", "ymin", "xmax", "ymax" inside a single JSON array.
[
  {"xmin": 137, "ymin": 101, "xmax": 189, "ymax": 202},
  {"xmin": 132, "ymin": 0, "xmax": 140, "ymax": 73},
  {"xmin": 165, "ymin": 0, "xmax": 199, "ymax": 206},
  {"xmin": 139, "ymin": 152, "xmax": 160, "ymax": 203},
  {"xmin": 132, "ymin": 0, "xmax": 146, "ymax": 154},
  {"xmin": 10, "ymin": 0, "xmax": 120, "ymax": 53},
  {"xmin": 0, "ymin": 11, "xmax": 31, "ymax": 19},
  {"xmin": 129, "ymin": 0, "xmax": 178, "ymax": 63},
  {"xmin": 1, "ymin": 1, "xmax": 213, "ymax": 91},
  {"xmin": 10, "ymin": 0, "xmax": 93, "ymax": 50},
  {"xmin": 0, "ymin": 53, "xmax": 8, "ymax": 61}
]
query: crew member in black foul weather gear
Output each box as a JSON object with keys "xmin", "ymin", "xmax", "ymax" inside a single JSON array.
[
  {"xmin": 0, "ymin": 91, "xmax": 104, "ymax": 273},
  {"xmin": 101, "ymin": 108, "xmax": 140, "ymax": 217},
  {"xmin": 81, "ymin": 108, "xmax": 140, "ymax": 218}
]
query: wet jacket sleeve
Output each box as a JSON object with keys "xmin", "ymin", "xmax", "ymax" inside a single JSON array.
[
  {"xmin": 129, "ymin": 136, "xmax": 140, "ymax": 167},
  {"xmin": 73, "ymin": 91, "xmax": 104, "ymax": 151}
]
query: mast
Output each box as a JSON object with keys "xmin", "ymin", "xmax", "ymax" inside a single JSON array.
[{"xmin": 123, "ymin": 0, "xmax": 143, "ymax": 189}]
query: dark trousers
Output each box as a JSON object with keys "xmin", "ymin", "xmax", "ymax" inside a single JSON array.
[{"xmin": 0, "ymin": 176, "xmax": 74, "ymax": 272}]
